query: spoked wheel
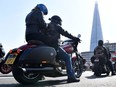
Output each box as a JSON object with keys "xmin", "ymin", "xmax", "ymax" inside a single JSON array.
[
  {"xmin": 0, "ymin": 63, "xmax": 12, "ymax": 74},
  {"xmin": 72, "ymin": 58, "xmax": 83, "ymax": 78},
  {"xmin": 114, "ymin": 62, "xmax": 116, "ymax": 72},
  {"xmin": 12, "ymin": 65, "xmax": 44, "ymax": 85}
]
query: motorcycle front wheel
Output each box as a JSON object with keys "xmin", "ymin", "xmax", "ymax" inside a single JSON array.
[
  {"xmin": 114, "ymin": 62, "xmax": 116, "ymax": 72},
  {"xmin": 0, "ymin": 63, "xmax": 12, "ymax": 74},
  {"xmin": 12, "ymin": 65, "xmax": 44, "ymax": 85},
  {"xmin": 72, "ymin": 58, "xmax": 83, "ymax": 78},
  {"xmin": 94, "ymin": 62, "xmax": 101, "ymax": 76}
]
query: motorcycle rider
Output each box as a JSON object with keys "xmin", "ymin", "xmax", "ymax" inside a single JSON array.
[
  {"xmin": 0, "ymin": 43, "xmax": 5, "ymax": 58},
  {"xmin": 94, "ymin": 40, "xmax": 116, "ymax": 75},
  {"xmin": 25, "ymin": 4, "xmax": 48, "ymax": 44},
  {"xmin": 46, "ymin": 15, "xmax": 80, "ymax": 83}
]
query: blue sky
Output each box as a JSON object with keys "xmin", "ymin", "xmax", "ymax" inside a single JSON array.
[{"xmin": 0, "ymin": 0, "xmax": 116, "ymax": 53}]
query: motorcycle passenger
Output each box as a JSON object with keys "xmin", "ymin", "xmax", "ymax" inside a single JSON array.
[
  {"xmin": 25, "ymin": 4, "xmax": 49, "ymax": 80},
  {"xmin": 94, "ymin": 40, "xmax": 116, "ymax": 75},
  {"xmin": 46, "ymin": 15, "xmax": 80, "ymax": 83},
  {"xmin": 25, "ymin": 4, "xmax": 49, "ymax": 44}
]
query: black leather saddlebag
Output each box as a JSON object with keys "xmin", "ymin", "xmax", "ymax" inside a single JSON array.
[{"xmin": 18, "ymin": 46, "xmax": 57, "ymax": 64}]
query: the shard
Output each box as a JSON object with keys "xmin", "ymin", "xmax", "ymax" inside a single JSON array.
[{"xmin": 90, "ymin": 2, "xmax": 103, "ymax": 51}]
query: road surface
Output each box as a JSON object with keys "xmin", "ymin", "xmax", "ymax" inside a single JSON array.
[{"xmin": 0, "ymin": 71, "xmax": 116, "ymax": 87}]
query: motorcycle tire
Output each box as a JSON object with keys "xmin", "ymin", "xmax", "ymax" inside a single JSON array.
[
  {"xmin": 106, "ymin": 65, "xmax": 110, "ymax": 76},
  {"xmin": 114, "ymin": 62, "xmax": 116, "ymax": 72},
  {"xmin": 94, "ymin": 63, "xmax": 101, "ymax": 76},
  {"xmin": 72, "ymin": 58, "xmax": 83, "ymax": 78},
  {"xmin": 12, "ymin": 65, "xmax": 44, "ymax": 85},
  {"xmin": 0, "ymin": 63, "xmax": 12, "ymax": 74}
]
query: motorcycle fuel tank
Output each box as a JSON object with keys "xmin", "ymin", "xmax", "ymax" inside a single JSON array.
[{"xmin": 61, "ymin": 44, "xmax": 74, "ymax": 53}]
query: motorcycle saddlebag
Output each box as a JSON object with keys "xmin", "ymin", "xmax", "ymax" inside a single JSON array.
[{"xmin": 18, "ymin": 46, "xmax": 57, "ymax": 64}]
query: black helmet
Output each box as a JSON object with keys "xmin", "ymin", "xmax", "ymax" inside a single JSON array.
[
  {"xmin": 0, "ymin": 43, "xmax": 2, "ymax": 47},
  {"xmin": 98, "ymin": 40, "xmax": 103, "ymax": 46},
  {"xmin": 49, "ymin": 15, "xmax": 62, "ymax": 25}
]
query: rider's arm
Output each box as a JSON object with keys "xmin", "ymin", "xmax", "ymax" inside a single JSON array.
[
  {"xmin": 57, "ymin": 25, "xmax": 77, "ymax": 40},
  {"xmin": 103, "ymin": 47, "xmax": 110, "ymax": 59},
  {"xmin": 0, "ymin": 47, "xmax": 5, "ymax": 57}
]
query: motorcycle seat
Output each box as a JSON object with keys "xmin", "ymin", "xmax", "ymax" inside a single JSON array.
[{"xmin": 28, "ymin": 40, "xmax": 45, "ymax": 45}]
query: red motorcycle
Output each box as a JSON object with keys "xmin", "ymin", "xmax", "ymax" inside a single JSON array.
[
  {"xmin": 111, "ymin": 51, "xmax": 116, "ymax": 72},
  {"xmin": 4, "ymin": 34, "xmax": 85, "ymax": 84}
]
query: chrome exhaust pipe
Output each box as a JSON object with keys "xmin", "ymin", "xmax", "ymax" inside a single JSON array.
[{"xmin": 22, "ymin": 67, "xmax": 54, "ymax": 72}]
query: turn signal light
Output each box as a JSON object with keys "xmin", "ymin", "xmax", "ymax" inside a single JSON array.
[
  {"xmin": 17, "ymin": 49, "xmax": 21, "ymax": 54},
  {"xmin": 9, "ymin": 50, "xmax": 13, "ymax": 54}
]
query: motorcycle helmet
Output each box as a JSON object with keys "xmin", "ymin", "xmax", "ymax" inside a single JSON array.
[
  {"xmin": 49, "ymin": 15, "xmax": 62, "ymax": 26},
  {"xmin": 37, "ymin": 4, "xmax": 48, "ymax": 15},
  {"xmin": 98, "ymin": 40, "xmax": 103, "ymax": 46}
]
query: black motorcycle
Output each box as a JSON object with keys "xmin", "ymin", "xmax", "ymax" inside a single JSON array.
[
  {"xmin": 4, "ymin": 34, "xmax": 84, "ymax": 84},
  {"xmin": 91, "ymin": 55, "xmax": 110, "ymax": 76}
]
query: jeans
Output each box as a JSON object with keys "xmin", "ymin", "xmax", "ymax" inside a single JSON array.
[{"xmin": 58, "ymin": 47, "xmax": 75, "ymax": 78}]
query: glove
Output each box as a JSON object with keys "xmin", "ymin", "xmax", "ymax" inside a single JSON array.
[{"xmin": 74, "ymin": 37, "xmax": 81, "ymax": 43}]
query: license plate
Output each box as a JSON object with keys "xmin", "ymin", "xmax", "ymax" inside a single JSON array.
[
  {"xmin": 94, "ymin": 59, "xmax": 99, "ymax": 62},
  {"xmin": 5, "ymin": 54, "xmax": 18, "ymax": 64}
]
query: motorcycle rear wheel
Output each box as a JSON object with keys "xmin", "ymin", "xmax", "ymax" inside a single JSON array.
[{"xmin": 12, "ymin": 65, "xmax": 43, "ymax": 85}]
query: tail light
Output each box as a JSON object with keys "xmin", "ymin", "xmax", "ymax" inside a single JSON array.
[
  {"xmin": 111, "ymin": 52, "xmax": 116, "ymax": 61},
  {"xmin": 112, "ymin": 58, "xmax": 116, "ymax": 61}
]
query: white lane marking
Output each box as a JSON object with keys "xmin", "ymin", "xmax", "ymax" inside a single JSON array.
[{"xmin": 0, "ymin": 77, "xmax": 14, "ymax": 79}]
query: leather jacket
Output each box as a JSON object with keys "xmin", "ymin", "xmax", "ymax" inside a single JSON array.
[
  {"xmin": 46, "ymin": 22, "xmax": 77, "ymax": 50},
  {"xmin": 25, "ymin": 8, "xmax": 47, "ymax": 42}
]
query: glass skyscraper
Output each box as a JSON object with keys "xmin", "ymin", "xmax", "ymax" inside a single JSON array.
[{"xmin": 90, "ymin": 2, "xmax": 103, "ymax": 51}]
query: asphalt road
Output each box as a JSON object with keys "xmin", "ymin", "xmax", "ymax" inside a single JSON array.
[{"xmin": 0, "ymin": 71, "xmax": 116, "ymax": 87}]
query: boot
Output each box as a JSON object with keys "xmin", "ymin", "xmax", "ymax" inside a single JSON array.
[
  {"xmin": 67, "ymin": 77, "xmax": 80, "ymax": 83},
  {"xmin": 52, "ymin": 59, "xmax": 60, "ymax": 66},
  {"xmin": 54, "ymin": 61, "xmax": 60, "ymax": 66},
  {"xmin": 111, "ymin": 71, "xmax": 116, "ymax": 76}
]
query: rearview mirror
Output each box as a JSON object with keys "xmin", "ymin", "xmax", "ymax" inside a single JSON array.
[{"xmin": 77, "ymin": 34, "xmax": 81, "ymax": 38}]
